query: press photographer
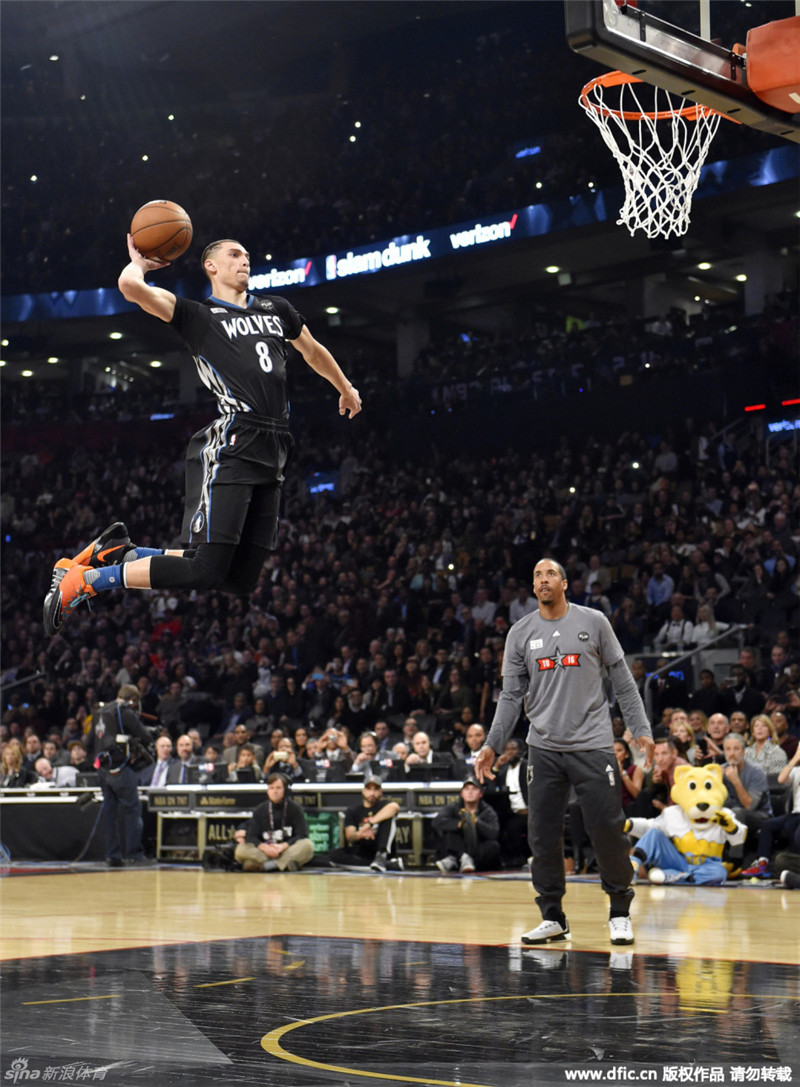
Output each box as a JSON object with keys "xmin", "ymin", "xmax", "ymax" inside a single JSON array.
[
  {"xmin": 87, "ymin": 684, "xmax": 156, "ymax": 867},
  {"xmin": 233, "ymin": 773, "xmax": 314, "ymax": 872}
]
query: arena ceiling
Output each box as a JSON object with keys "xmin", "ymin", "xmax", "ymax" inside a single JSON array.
[{"xmin": 1, "ymin": 1, "xmax": 797, "ymax": 382}]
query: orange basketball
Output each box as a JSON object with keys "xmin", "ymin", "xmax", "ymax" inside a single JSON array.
[{"xmin": 130, "ymin": 200, "xmax": 192, "ymax": 261}]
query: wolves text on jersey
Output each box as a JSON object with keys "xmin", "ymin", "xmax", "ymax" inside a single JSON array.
[{"xmin": 220, "ymin": 313, "xmax": 284, "ymax": 341}]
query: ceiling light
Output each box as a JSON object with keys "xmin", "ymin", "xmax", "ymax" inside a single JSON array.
[
  {"xmin": 0, "ymin": 361, "xmax": 5, "ymax": 367},
  {"xmin": 349, "ymin": 135, "xmax": 356, "ymax": 143},
  {"xmin": 22, "ymin": 369, "xmax": 33, "ymax": 377},
  {"xmin": 735, "ymin": 274, "xmax": 747, "ymax": 282},
  {"xmin": 149, "ymin": 360, "xmax": 162, "ymax": 368},
  {"xmin": 30, "ymin": 175, "xmax": 38, "ymax": 183},
  {"xmin": 354, "ymin": 121, "xmax": 361, "ymax": 128},
  {"xmin": 167, "ymin": 114, "xmax": 175, "ymax": 121},
  {"xmin": 1, "ymin": 339, "xmax": 8, "ymax": 347},
  {"xmin": 109, "ymin": 332, "xmax": 123, "ymax": 340},
  {"xmin": 535, "ymin": 181, "xmax": 543, "ymax": 190},
  {"xmin": 697, "ymin": 262, "xmax": 712, "ymax": 270},
  {"xmin": 694, "ymin": 295, "xmax": 701, "ymax": 301},
  {"xmin": 545, "ymin": 265, "xmax": 560, "ymax": 274},
  {"xmin": 325, "ymin": 306, "xmax": 340, "ymax": 315},
  {"xmin": 47, "ymin": 357, "xmax": 58, "ymax": 364},
  {"xmin": 142, "ymin": 154, "xmax": 149, "ymax": 162},
  {"xmin": 49, "ymin": 55, "xmax": 59, "ymax": 62}
]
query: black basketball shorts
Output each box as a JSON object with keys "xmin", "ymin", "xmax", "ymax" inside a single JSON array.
[{"xmin": 181, "ymin": 416, "xmax": 294, "ymax": 549}]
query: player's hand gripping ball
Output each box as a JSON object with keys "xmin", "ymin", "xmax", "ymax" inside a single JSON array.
[{"xmin": 130, "ymin": 200, "xmax": 192, "ymax": 261}]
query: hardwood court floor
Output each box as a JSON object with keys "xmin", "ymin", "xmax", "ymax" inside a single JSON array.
[{"xmin": 1, "ymin": 868, "xmax": 798, "ymax": 1086}]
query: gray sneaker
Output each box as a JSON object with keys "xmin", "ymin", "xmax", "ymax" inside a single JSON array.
[
  {"xmin": 435, "ymin": 856, "xmax": 458, "ymax": 873},
  {"xmin": 459, "ymin": 853, "xmax": 476, "ymax": 873},
  {"xmin": 370, "ymin": 851, "xmax": 388, "ymax": 873}
]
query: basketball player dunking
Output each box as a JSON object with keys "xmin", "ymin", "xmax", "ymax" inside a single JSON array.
[{"xmin": 44, "ymin": 236, "xmax": 360, "ymax": 635}]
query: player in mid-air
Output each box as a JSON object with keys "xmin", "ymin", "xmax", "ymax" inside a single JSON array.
[
  {"xmin": 43, "ymin": 235, "xmax": 361, "ymax": 636},
  {"xmin": 475, "ymin": 558, "xmax": 654, "ymax": 947}
]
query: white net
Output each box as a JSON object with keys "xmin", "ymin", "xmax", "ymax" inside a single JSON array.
[{"xmin": 579, "ymin": 74, "xmax": 723, "ymax": 239}]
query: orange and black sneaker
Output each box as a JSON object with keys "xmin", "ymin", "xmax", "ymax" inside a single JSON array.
[
  {"xmin": 43, "ymin": 522, "xmax": 133, "ymax": 637},
  {"xmin": 72, "ymin": 521, "xmax": 133, "ymax": 568},
  {"xmin": 42, "ymin": 564, "xmax": 99, "ymax": 637},
  {"xmin": 42, "ymin": 558, "xmax": 74, "ymax": 637}
]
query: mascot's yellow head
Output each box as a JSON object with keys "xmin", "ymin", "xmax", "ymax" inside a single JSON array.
[{"xmin": 670, "ymin": 763, "xmax": 728, "ymax": 823}]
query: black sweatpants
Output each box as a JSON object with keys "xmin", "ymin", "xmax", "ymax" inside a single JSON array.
[{"xmin": 527, "ymin": 747, "xmax": 634, "ymax": 919}]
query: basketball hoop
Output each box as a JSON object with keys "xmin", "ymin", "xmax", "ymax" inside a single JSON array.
[{"xmin": 579, "ymin": 70, "xmax": 729, "ymax": 239}]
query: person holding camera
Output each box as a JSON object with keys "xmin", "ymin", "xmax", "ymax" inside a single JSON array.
[
  {"xmin": 86, "ymin": 684, "xmax": 153, "ymax": 867},
  {"xmin": 233, "ymin": 773, "xmax": 314, "ymax": 872}
]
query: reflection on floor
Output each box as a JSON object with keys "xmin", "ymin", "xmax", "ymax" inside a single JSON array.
[{"xmin": 2, "ymin": 935, "xmax": 798, "ymax": 1087}]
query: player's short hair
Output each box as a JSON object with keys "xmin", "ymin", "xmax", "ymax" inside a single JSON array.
[
  {"xmin": 201, "ymin": 239, "xmax": 241, "ymax": 280},
  {"xmin": 533, "ymin": 558, "xmax": 567, "ymax": 581}
]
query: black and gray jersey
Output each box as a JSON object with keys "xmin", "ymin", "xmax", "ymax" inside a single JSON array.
[{"xmin": 170, "ymin": 293, "xmax": 305, "ymax": 425}]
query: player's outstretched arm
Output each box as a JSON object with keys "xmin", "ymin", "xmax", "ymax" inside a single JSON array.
[
  {"xmin": 118, "ymin": 234, "xmax": 177, "ymax": 322},
  {"xmin": 290, "ymin": 325, "xmax": 362, "ymax": 418}
]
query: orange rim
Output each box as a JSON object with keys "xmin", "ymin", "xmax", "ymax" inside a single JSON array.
[{"xmin": 580, "ymin": 70, "xmax": 727, "ymax": 122}]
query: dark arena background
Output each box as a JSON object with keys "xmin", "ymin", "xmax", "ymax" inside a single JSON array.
[{"xmin": 1, "ymin": 2, "xmax": 798, "ymax": 1085}]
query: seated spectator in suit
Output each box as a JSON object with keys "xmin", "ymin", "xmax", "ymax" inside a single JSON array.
[
  {"xmin": 299, "ymin": 730, "xmax": 353, "ymax": 782},
  {"xmin": 32, "ymin": 756, "xmax": 78, "ymax": 788},
  {"xmin": 321, "ymin": 777, "xmax": 403, "ymax": 871},
  {"xmin": 373, "ymin": 719, "xmax": 399, "ymax": 754},
  {"xmin": 233, "ymin": 773, "xmax": 314, "ymax": 872},
  {"xmin": 722, "ymin": 732, "xmax": 773, "ymax": 861},
  {"xmin": 454, "ymin": 723, "xmax": 487, "ymax": 779},
  {"xmin": 348, "ymin": 731, "xmax": 381, "ymax": 777},
  {"xmin": 490, "ymin": 739, "xmax": 530, "ymax": 867},
  {"xmin": 167, "ymin": 733, "xmax": 200, "ymax": 784},
  {"xmin": 400, "ymin": 731, "xmax": 455, "ymax": 780},
  {"xmin": 220, "ymin": 724, "xmax": 265, "ymax": 767},
  {"xmin": 433, "ymin": 777, "xmax": 501, "ymax": 873},
  {"xmin": 227, "ymin": 743, "xmax": 264, "ymax": 783},
  {"xmin": 142, "ymin": 735, "xmax": 176, "ymax": 788}
]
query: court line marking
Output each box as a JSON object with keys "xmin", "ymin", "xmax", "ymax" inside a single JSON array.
[
  {"xmin": 261, "ymin": 992, "xmax": 793, "ymax": 1087},
  {"xmin": 262, "ymin": 993, "xmax": 651, "ymax": 1086},
  {"xmin": 22, "ymin": 995, "xmax": 118, "ymax": 1005},
  {"xmin": 195, "ymin": 976, "xmax": 255, "ymax": 988}
]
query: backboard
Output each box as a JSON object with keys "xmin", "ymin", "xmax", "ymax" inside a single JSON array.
[{"xmin": 565, "ymin": 0, "xmax": 800, "ymax": 143}]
